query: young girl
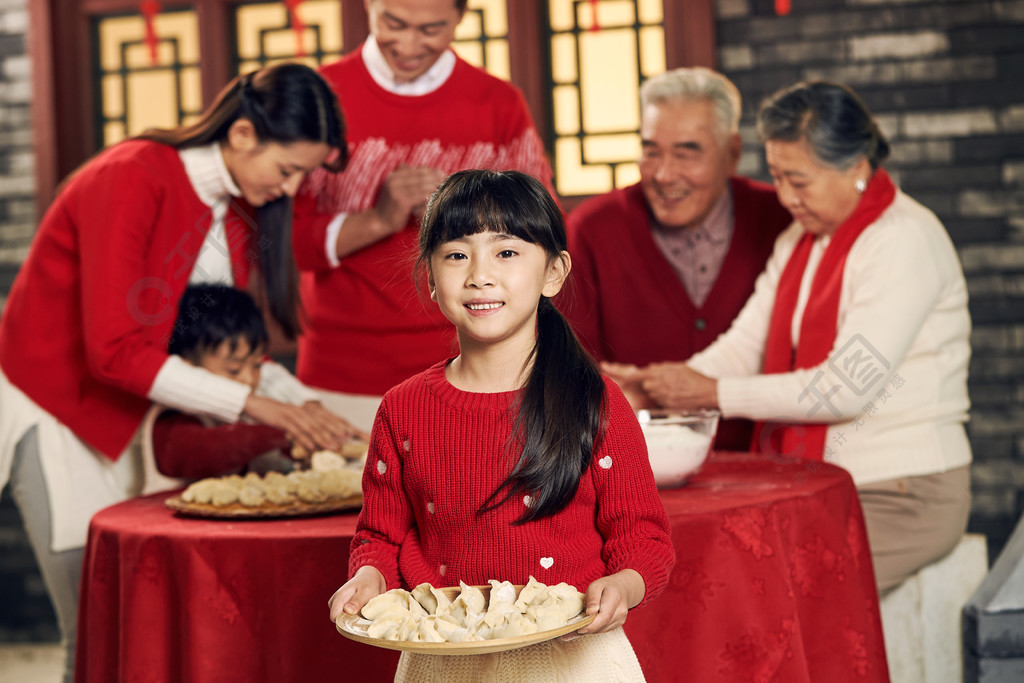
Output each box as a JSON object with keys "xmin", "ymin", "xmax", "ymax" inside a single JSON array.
[{"xmin": 328, "ymin": 170, "xmax": 675, "ymax": 681}]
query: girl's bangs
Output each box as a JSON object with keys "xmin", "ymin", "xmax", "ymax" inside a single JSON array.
[{"xmin": 426, "ymin": 182, "xmax": 547, "ymax": 250}]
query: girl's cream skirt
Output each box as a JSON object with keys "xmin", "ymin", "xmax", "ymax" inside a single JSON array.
[{"xmin": 394, "ymin": 627, "xmax": 645, "ymax": 682}]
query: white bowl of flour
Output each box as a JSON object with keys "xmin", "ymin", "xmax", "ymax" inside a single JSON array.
[{"xmin": 638, "ymin": 410, "xmax": 719, "ymax": 489}]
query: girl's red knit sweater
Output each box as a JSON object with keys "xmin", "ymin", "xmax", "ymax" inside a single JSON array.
[{"xmin": 350, "ymin": 360, "xmax": 675, "ymax": 606}]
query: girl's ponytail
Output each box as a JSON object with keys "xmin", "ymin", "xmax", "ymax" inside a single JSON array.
[{"xmin": 480, "ymin": 295, "xmax": 605, "ymax": 524}]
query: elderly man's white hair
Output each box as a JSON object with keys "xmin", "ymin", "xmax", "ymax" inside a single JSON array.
[{"xmin": 639, "ymin": 67, "xmax": 742, "ymax": 140}]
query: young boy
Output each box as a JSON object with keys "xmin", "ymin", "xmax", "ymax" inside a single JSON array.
[{"xmin": 140, "ymin": 284, "xmax": 344, "ymax": 494}]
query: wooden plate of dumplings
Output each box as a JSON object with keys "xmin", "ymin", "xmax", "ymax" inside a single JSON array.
[
  {"xmin": 165, "ymin": 454, "xmax": 363, "ymax": 519},
  {"xmin": 164, "ymin": 492, "xmax": 362, "ymax": 519},
  {"xmin": 335, "ymin": 578, "xmax": 596, "ymax": 655}
]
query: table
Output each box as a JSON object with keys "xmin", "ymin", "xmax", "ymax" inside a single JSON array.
[
  {"xmin": 76, "ymin": 452, "xmax": 889, "ymax": 682},
  {"xmin": 75, "ymin": 497, "xmax": 398, "ymax": 683},
  {"xmin": 625, "ymin": 452, "xmax": 888, "ymax": 682}
]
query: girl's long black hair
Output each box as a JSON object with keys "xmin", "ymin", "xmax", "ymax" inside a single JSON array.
[
  {"xmin": 417, "ymin": 170, "xmax": 606, "ymax": 524},
  {"xmin": 138, "ymin": 62, "xmax": 347, "ymax": 339}
]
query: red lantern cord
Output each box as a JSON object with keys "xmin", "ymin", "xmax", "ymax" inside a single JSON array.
[
  {"xmin": 285, "ymin": 0, "xmax": 307, "ymax": 57},
  {"xmin": 140, "ymin": 0, "xmax": 161, "ymax": 66},
  {"xmin": 589, "ymin": 0, "xmax": 600, "ymax": 32},
  {"xmin": 775, "ymin": 0, "xmax": 792, "ymax": 16}
]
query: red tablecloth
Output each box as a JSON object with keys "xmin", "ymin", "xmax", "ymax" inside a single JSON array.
[
  {"xmin": 625, "ymin": 452, "xmax": 888, "ymax": 682},
  {"xmin": 76, "ymin": 452, "xmax": 888, "ymax": 682}
]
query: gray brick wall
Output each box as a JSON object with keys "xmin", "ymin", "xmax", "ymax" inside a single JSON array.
[
  {"xmin": 0, "ymin": 0, "xmax": 28, "ymax": 299},
  {"xmin": 718, "ymin": 0, "xmax": 1024, "ymax": 560},
  {"xmin": 0, "ymin": 0, "xmax": 51, "ymax": 642}
]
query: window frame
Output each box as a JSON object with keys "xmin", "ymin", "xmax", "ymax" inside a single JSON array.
[{"xmin": 29, "ymin": 0, "xmax": 714, "ymax": 215}]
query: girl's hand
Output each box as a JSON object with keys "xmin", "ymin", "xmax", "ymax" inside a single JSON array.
[
  {"xmin": 570, "ymin": 569, "xmax": 646, "ymax": 639},
  {"xmin": 328, "ymin": 566, "xmax": 386, "ymax": 621},
  {"xmin": 243, "ymin": 395, "xmax": 348, "ymax": 453}
]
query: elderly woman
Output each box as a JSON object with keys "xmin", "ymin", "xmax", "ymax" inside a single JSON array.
[{"xmin": 608, "ymin": 81, "xmax": 972, "ymax": 594}]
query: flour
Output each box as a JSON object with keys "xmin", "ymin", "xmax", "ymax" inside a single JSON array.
[{"xmin": 641, "ymin": 423, "xmax": 712, "ymax": 488}]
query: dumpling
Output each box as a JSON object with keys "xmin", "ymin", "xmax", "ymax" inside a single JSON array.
[
  {"xmin": 296, "ymin": 481, "xmax": 328, "ymax": 503},
  {"xmin": 471, "ymin": 622, "xmax": 494, "ymax": 641},
  {"xmin": 210, "ymin": 480, "xmax": 240, "ymax": 506},
  {"xmin": 182, "ymin": 478, "xmax": 217, "ymax": 504},
  {"xmin": 432, "ymin": 614, "xmax": 472, "ymax": 642},
  {"xmin": 484, "ymin": 580, "xmax": 517, "ymax": 628},
  {"xmin": 402, "ymin": 591, "xmax": 428, "ymax": 617},
  {"xmin": 529, "ymin": 601, "xmax": 573, "ymax": 631},
  {"xmin": 318, "ymin": 469, "xmax": 361, "ymax": 499},
  {"xmin": 238, "ymin": 483, "xmax": 266, "ymax": 507},
  {"xmin": 411, "ymin": 583, "xmax": 452, "ymax": 616},
  {"xmin": 395, "ymin": 614, "xmax": 420, "ymax": 642},
  {"xmin": 273, "ymin": 471, "xmax": 300, "ymax": 494},
  {"xmin": 520, "ymin": 581, "xmax": 585, "ymax": 630},
  {"xmin": 367, "ymin": 612, "xmax": 415, "ymax": 640},
  {"xmin": 310, "ymin": 450, "xmax": 346, "ymax": 472},
  {"xmin": 361, "ymin": 590, "xmax": 411, "ymax": 620},
  {"xmin": 492, "ymin": 612, "xmax": 540, "ymax": 639},
  {"xmin": 417, "ymin": 616, "xmax": 447, "ymax": 643},
  {"xmin": 513, "ymin": 576, "xmax": 547, "ymax": 611},
  {"xmin": 532, "ymin": 583, "xmax": 585, "ymax": 623},
  {"xmin": 450, "ymin": 582, "xmax": 486, "ymax": 627},
  {"xmin": 263, "ymin": 484, "xmax": 295, "ymax": 506},
  {"xmin": 264, "ymin": 471, "xmax": 288, "ymax": 485},
  {"xmin": 220, "ymin": 474, "xmax": 246, "ymax": 491}
]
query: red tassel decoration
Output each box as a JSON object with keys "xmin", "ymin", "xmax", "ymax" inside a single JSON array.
[
  {"xmin": 285, "ymin": 0, "xmax": 307, "ymax": 57},
  {"xmin": 775, "ymin": 0, "xmax": 792, "ymax": 16},
  {"xmin": 140, "ymin": 0, "xmax": 161, "ymax": 66}
]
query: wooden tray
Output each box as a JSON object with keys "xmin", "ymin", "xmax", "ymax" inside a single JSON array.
[
  {"xmin": 165, "ymin": 493, "xmax": 362, "ymax": 519},
  {"xmin": 335, "ymin": 584, "xmax": 595, "ymax": 655}
]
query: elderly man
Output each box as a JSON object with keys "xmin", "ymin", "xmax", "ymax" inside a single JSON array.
[
  {"xmin": 563, "ymin": 68, "xmax": 790, "ymax": 450},
  {"xmin": 292, "ymin": 0, "xmax": 553, "ymax": 430}
]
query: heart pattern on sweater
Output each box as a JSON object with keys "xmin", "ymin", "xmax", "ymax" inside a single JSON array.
[
  {"xmin": 599, "ymin": 456, "xmax": 613, "ymax": 469},
  {"xmin": 377, "ymin": 460, "xmax": 387, "ymax": 475},
  {"xmin": 540, "ymin": 557, "xmax": 554, "ymax": 569}
]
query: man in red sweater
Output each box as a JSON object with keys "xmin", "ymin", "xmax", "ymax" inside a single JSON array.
[
  {"xmin": 292, "ymin": 0, "xmax": 552, "ymax": 430},
  {"xmin": 562, "ymin": 68, "xmax": 792, "ymax": 451}
]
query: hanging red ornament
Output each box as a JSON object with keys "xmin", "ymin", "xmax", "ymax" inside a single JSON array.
[
  {"xmin": 285, "ymin": 0, "xmax": 307, "ymax": 57},
  {"xmin": 775, "ymin": 0, "xmax": 792, "ymax": 16},
  {"xmin": 140, "ymin": 0, "xmax": 161, "ymax": 66},
  {"xmin": 589, "ymin": 0, "xmax": 600, "ymax": 32}
]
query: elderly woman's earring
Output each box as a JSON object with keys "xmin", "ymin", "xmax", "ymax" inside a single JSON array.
[{"xmin": 855, "ymin": 178, "xmax": 867, "ymax": 194}]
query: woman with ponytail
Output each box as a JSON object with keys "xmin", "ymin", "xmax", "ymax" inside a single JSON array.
[
  {"xmin": 329, "ymin": 170, "xmax": 673, "ymax": 681},
  {"xmin": 608, "ymin": 81, "xmax": 973, "ymax": 595},
  {"xmin": 0, "ymin": 62, "xmax": 355, "ymax": 682}
]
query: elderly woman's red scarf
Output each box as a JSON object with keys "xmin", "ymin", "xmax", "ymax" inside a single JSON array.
[{"xmin": 751, "ymin": 169, "xmax": 897, "ymax": 461}]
